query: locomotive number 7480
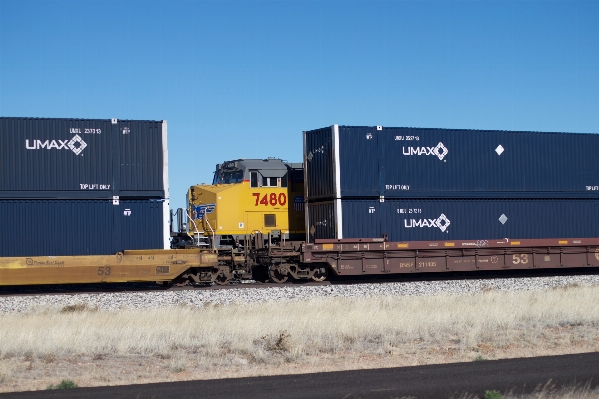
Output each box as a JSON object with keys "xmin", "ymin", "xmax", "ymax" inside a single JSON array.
[{"xmin": 252, "ymin": 193, "xmax": 287, "ymax": 206}]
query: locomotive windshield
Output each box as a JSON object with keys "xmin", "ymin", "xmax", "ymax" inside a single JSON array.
[{"xmin": 212, "ymin": 168, "xmax": 244, "ymax": 184}]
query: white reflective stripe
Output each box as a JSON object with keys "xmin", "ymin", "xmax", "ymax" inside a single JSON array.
[
  {"xmin": 332, "ymin": 124, "xmax": 341, "ymax": 198},
  {"xmin": 303, "ymin": 130, "xmax": 308, "ymax": 198},
  {"xmin": 303, "ymin": 130, "xmax": 310, "ymax": 242},
  {"xmin": 334, "ymin": 198, "xmax": 343, "ymax": 239},
  {"xmin": 162, "ymin": 120, "xmax": 169, "ymax": 199},
  {"xmin": 163, "ymin": 199, "xmax": 170, "ymax": 249}
]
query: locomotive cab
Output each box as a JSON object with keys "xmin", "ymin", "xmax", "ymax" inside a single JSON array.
[{"xmin": 174, "ymin": 158, "xmax": 304, "ymax": 249}]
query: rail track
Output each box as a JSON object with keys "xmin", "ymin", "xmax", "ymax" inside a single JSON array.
[{"xmin": 1, "ymin": 267, "xmax": 598, "ymax": 297}]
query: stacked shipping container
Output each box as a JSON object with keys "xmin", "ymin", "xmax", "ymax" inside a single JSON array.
[
  {"xmin": 304, "ymin": 125, "xmax": 599, "ymax": 242},
  {"xmin": 0, "ymin": 117, "xmax": 169, "ymax": 256}
]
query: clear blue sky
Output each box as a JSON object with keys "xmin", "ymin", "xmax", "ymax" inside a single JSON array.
[{"xmin": 1, "ymin": 0, "xmax": 598, "ymax": 210}]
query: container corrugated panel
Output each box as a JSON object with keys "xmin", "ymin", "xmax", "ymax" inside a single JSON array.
[
  {"xmin": 308, "ymin": 198, "xmax": 599, "ymax": 242},
  {"xmin": 0, "ymin": 117, "xmax": 168, "ymax": 199},
  {"xmin": 308, "ymin": 199, "xmax": 382, "ymax": 242},
  {"xmin": 304, "ymin": 127, "xmax": 336, "ymax": 200},
  {"xmin": 306, "ymin": 201, "xmax": 336, "ymax": 241},
  {"xmin": 304, "ymin": 125, "xmax": 599, "ymax": 200},
  {"xmin": 0, "ymin": 199, "xmax": 168, "ymax": 257}
]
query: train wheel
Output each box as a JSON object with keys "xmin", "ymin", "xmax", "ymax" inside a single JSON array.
[
  {"xmin": 268, "ymin": 265, "xmax": 289, "ymax": 283},
  {"xmin": 311, "ymin": 266, "xmax": 329, "ymax": 282},
  {"xmin": 214, "ymin": 268, "xmax": 232, "ymax": 286}
]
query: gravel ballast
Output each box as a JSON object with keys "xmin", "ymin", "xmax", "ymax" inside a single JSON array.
[{"xmin": 2, "ymin": 275, "xmax": 599, "ymax": 314}]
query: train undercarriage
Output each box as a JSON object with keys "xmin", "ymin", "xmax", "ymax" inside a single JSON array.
[{"xmin": 1, "ymin": 236, "xmax": 599, "ymax": 287}]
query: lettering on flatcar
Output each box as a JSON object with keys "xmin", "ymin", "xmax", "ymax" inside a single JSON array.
[
  {"xmin": 418, "ymin": 261, "xmax": 437, "ymax": 268},
  {"xmin": 25, "ymin": 259, "xmax": 65, "ymax": 266},
  {"xmin": 156, "ymin": 266, "xmax": 170, "ymax": 274}
]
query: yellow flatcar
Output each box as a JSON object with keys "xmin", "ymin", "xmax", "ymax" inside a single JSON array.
[{"xmin": 178, "ymin": 158, "xmax": 304, "ymax": 248}]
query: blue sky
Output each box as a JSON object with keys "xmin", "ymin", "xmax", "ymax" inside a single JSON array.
[{"xmin": 1, "ymin": 0, "xmax": 598, "ymax": 210}]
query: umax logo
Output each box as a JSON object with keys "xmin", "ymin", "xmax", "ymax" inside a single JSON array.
[
  {"xmin": 25, "ymin": 134, "xmax": 87, "ymax": 156},
  {"xmin": 404, "ymin": 213, "xmax": 451, "ymax": 232},
  {"xmin": 402, "ymin": 142, "xmax": 448, "ymax": 160}
]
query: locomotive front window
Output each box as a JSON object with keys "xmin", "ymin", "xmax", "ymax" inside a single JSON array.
[
  {"xmin": 221, "ymin": 170, "xmax": 243, "ymax": 184},
  {"xmin": 250, "ymin": 172, "xmax": 259, "ymax": 187}
]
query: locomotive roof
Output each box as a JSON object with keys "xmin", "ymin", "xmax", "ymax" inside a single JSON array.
[
  {"xmin": 212, "ymin": 158, "xmax": 303, "ymax": 184},
  {"xmin": 218, "ymin": 158, "xmax": 302, "ymax": 171}
]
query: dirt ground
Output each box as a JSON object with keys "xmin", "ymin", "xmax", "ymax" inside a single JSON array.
[{"xmin": 2, "ymin": 328, "xmax": 599, "ymax": 393}]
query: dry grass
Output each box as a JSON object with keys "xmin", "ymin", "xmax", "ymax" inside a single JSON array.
[
  {"xmin": 1, "ymin": 285, "xmax": 599, "ymax": 392},
  {"xmin": 457, "ymin": 382, "xmax": 599, "ymax": 399}
]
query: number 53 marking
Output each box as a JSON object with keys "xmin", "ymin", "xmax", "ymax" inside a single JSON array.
[{"xmin": 512, "ymin": 254, "xmax": 529, "ymax": 264}]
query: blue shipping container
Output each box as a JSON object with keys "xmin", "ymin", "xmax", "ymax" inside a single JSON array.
[
  {"xmin": 304, "ymin": 125, "xmax": 599, "ymax": 200},
  {"xmin": 0, "ymin": 199, "xmax": 169, "ymax": 257},
  {"xmin": 307, "ymin": 198, "xmax": 599, "ymax": 242},
  {"xmin": 0, "ymin": 117, "xmax": 169, "ymax": 199}
]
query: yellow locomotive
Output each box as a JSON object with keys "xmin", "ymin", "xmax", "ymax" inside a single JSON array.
[{"xmin": 174, "ymin": 158, "xmax": 304, "ymax": 248}]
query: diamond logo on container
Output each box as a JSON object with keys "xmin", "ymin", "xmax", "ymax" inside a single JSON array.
[
  {"xmin": 433, "ymin": 142, "xmax": 448, "ymax": 160},
  {"xmin": 68, "ymin": 134, "xmax": 87, "ymax": 155},
  {"xmin": 499, "ymin": 214, "xmax": 508, "ymax": 225},
  {"xmin": 436, "ymin": 213, "xmax": 451, "ymax": 232},
  {"xmin": 307, "ymin": 151, "xmax": 313, "ymax": 162},
  {"xmin": 495, "ymin": 145, "xmax": 504, "ymax": 156}
]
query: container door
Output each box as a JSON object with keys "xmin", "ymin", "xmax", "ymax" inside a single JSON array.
[{"xmin": 338, "ymin": 126, "xmax": 380, "ymax": 197}]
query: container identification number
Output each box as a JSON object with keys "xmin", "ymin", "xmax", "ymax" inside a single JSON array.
[
  {"xmin": 252, "ymin": 193, "xmax": 287, "ymax": 207},
  {"xmin": 397, "ymin": 208, "xmax": 422, "ymax": 214},
  {"xmin": 70, "ymin": 128, "xmax": 101, "ymax": 134},
  {"xmin": 394, "ymin": 136, "xmax": 419, "ymax": 141}
]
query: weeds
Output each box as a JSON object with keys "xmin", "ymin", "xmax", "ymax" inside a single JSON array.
[
  {"xmin": 47, "ymin": 379, "xmax": 78, "ymax": 389},
  {"xmin": 40, "ymin": 354, "xmax": 55, "ymax": 364},
  {"xmin": 60, "ymin": 303, "xmax": 93, "ymax": 313},
  {"xmin": 475, "ymin": 355, "xmax": 487, "ymax": 362},
  {"xmin": 263, "ymin": 330, "xmax": 291, "ymax": 353},
  {"xmin": 484, "ymin": 390, "xmax": 503, "ymax": 399}
]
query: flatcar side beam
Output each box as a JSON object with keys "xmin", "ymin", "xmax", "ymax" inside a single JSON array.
[{"xmin": 0, "ymin": 250, "xmax": 218, "ymax": 286}]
